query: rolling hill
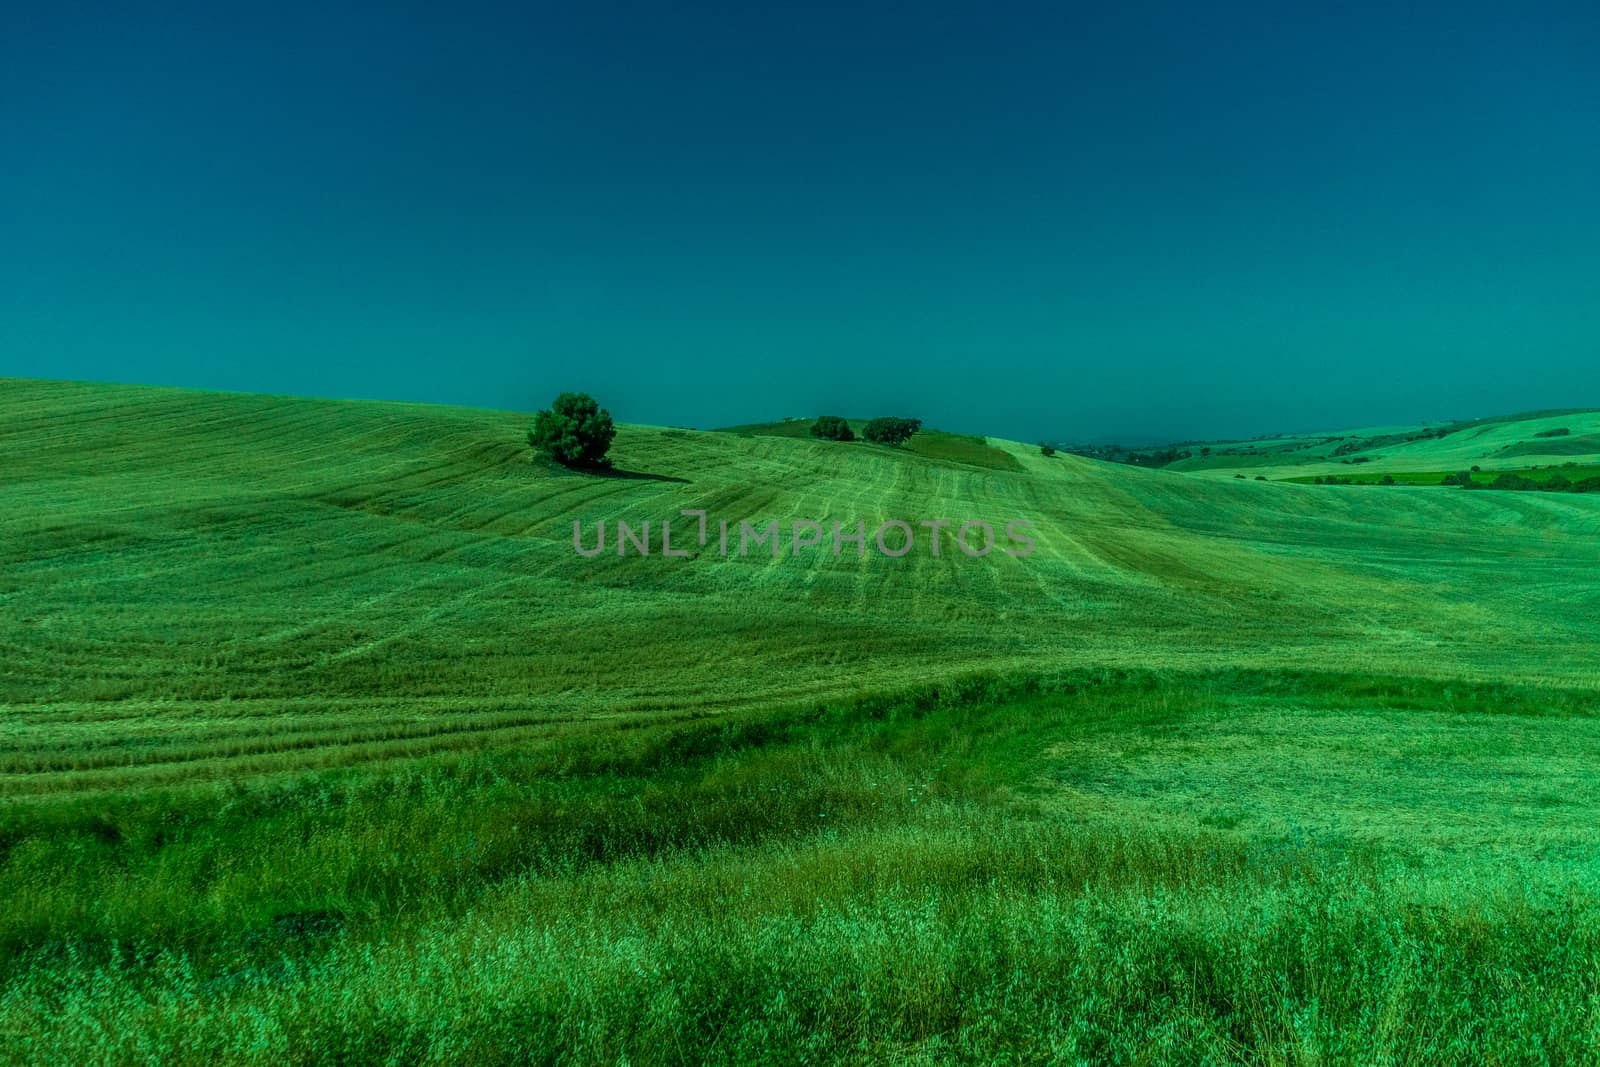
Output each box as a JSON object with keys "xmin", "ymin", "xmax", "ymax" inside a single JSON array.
[
  {"xmin": 5, "ymin": 378, "xmax": 1600, "ymax": 798},
  {"xmin": 8, "ymin": 378, "xmax": 1600, "ymax": 1063},
  {"xmin": 1166, "ymin": 408, "xmax": 1600, "ymax": 480}
]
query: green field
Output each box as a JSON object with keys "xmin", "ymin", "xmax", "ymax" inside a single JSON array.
[
  {"xmin": 5, "ymin": 378, "xmax": 1600, "ymax": 1063},
  {"xmin": 1285, "ymin": 465, "xmax": 1600, "ymax": 488},
  {"xmin": 1499, "ymin": 432, "xmax": 1600, "ymax": 458},
  {"xmin": 719, "ymin": 417, "xmax": 1024, "ymax": 471},
  {"xmin": 1168, "ymin": 409, "xmax": 1600, "ymax": 481}
]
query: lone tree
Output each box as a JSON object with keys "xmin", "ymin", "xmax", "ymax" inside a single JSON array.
[
  {"xmin": 1039, "ymin": 443, "xmax": 1056, "ymax": 457},
  {"xmin": 528, "ymin": 392, "xmax": 616, "ymax": 468},
  {"xmin": 862, "ymin": 416, "xmax": 922, "ymax": 446},
  {"xmin": 810, "ymin": 415, "xmax": 855, "ymax": 442}
]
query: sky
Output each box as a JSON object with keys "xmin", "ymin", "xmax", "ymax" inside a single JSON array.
[{"xmin": 4, "ymin": 1, "xmax": 1598, "ymax": 444}]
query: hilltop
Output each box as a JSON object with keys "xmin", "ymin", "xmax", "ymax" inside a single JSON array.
[
  {"xmin": 717, "ymin": 417, "xmax": 1023, "ymax": 470},
  {"xmin": 6, "ymin": 377, "xmax": 1600, "ymax": 796}
]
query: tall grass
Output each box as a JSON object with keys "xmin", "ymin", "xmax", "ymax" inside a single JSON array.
[{"xmin": 5, "ymin": 669, "xmax": 1600, "ymax": 1063}]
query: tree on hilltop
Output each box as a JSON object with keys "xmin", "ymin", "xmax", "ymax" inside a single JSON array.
[
  {"xmin": 810, "ymin": 415, "xmax": 855, "ymax": 442},
  {"xmin": 863, "ymin": 416, "xmax": 922, "ymax": 446},
  {"xmin": 529, "ymin": 392, "xmax": 616, "ymax": 468}
]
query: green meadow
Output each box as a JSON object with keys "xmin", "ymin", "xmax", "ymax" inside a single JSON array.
[
  {"xmin": 5, "ymin": 378, "xmax": 1600, "ymax": 1063},
  {"xmin": 1168, "ymin": 409, "xmax": 1600, "ymax": 482}
]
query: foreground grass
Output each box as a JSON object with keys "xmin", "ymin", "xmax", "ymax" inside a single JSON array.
[{"xmin": 5, "ymin": 670, "xmax": 1600, "ymax": 1064}]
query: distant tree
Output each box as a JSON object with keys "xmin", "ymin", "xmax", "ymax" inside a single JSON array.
[
  {"xmin": 1201, "ymin": 447, "xmax": 1212, "ymax": 456},
  {"xmin": 1380, "ymin": 475, "xmax": 1396, "ymax": 485},
  {"xmin": 528, "ymin": 392, "xmax": 616, "ymax": 468},
  {"xmin": 1125, "ymin": 447, "xmax": 1189, "ymax": 468},
  {"xmin": 1471, "ymin": 465, "xmax": 1481, "ymax": 472},
  {"xmin": 1254, "ymin": 475, "xmax": 1267, "ymax": 481},
  {"xmin": 1490, "ymin": 472, "xmax": 1536, "ymax": 492},
  {"xmin": 1039, "ymin": 443, "xmax": 1056, "ymax": 457},
  {"xmin": 810, "ymin": 415, "xmax": 855, "ymax": 442},
  {"xmin": 862, "ymin": 416, "xmax": 922, "ymax": 446},
  {"xmin": 1234, "ymin": 474, "xmax": 1246, "ymax": 479},
  {"xmin": 1535, "ymin": 427, "xmax": 1571, "ymax": 438}
]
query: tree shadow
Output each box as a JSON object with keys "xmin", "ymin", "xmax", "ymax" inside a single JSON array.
[
  {"xmin": 593, "ymin": 466, "xmax": 690, "ymax": 484},
  {"xmin": 540, "ymin": 459, "xmax": 689, "ymax": 483}
]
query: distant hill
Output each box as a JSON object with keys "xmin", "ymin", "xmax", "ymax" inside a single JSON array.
[{"xmin": 1129, "ymin": 408, "xmax": 1600, "ymax": 480}]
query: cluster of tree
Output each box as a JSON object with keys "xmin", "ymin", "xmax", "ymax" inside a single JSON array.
[
  {"xmin": 1451, "ymin": 471, "xmax": 1600, "ymax": 493},
  {"xmin": 528, "ymin": 392, "xmax": 616, "ymax": 468},
  {"xmin": 809, "ymin": 415, "xmax": 855, "ymax": 441},
  {"xmin": 1314, "ymin": 473, "xmax": 1405, "ymax": 485},
  {"xmin": 1123, "ymin": 447, "xmax": 1192, "ymax": 467},
  {"xmin": 1535, "ymin": 427, "xmax": 1572, "ymax": 438},
  {"xmin": 1068, "ymin": 445, "xmax": 1193, "ymax": 467},
  {"xmin": 1317, "ymin": 469, "xmax": 1600, "ymax": 493},
  {"xmin": 809, "ymin": 415, "xmax": 924, "ymax": 445},
  {"xmin": 862, "ymin": 416, "xmax": 922, "ymax": 445}
]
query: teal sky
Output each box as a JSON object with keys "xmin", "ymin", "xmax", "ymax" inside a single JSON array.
[{"xmin": 4, "ymin": 1, "xmax": 1598, "ymax": 443}]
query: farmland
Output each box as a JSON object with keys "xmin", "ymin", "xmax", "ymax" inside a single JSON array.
[
  {"xmin": 1159, "ymin": 408, "xmax": 1600, "ymax": 482},
  {"xmin": 1285, "ymin": 465, "xmax": 1600, "ymax": 488},
  {"xmin": 5, "ymin": 378, "xmax": 1600, "ymax": 1063}
]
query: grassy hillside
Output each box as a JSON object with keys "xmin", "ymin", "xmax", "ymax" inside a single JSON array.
[
  {"xmin": 6, "ymin": 378, "xmax": 1600, "ymax": 797},
  {"xmin": 6, "ymin": 378, "xmax": 1600, "ymax": 1063},
  {"xmin": 718, "ymin": 417, "xmax": 1023, "ymax": 470},
  {"xmin": 1171, "ymin": 408, "xmax": 1600, "ymax": 480},
  {"xmin": 8, "ymin": 671, "xmax": 1600, "ymax": 1064}
]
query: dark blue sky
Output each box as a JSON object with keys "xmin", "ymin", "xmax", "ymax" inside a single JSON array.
[{"xmin": 5, "ymin": 1, "xmax": 1598, "ymax": 442}]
